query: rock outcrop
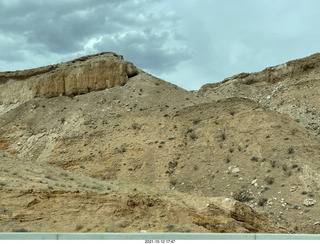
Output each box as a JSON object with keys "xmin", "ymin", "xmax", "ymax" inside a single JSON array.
[
  {"xmin": 2, "ymin": 52, "xmax": 320, "ymax": 233},
  {"xmin": 0, "ymin": 52, "xmax": 138, "ymax": 103}
]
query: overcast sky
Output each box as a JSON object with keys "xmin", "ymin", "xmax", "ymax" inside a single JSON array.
[{"xmin": 1, "ymin": 0, "xmax": 320, "ymax": 90}]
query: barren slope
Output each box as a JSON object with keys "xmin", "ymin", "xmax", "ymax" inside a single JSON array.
[{"xmin": 1, "ymin": 52, "xmax": 320, "ymax": 233}]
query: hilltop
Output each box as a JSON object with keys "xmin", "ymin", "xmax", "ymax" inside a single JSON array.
[{"xmin": 1, "ymin": 52, "xmax": 320, "ymax": 233}]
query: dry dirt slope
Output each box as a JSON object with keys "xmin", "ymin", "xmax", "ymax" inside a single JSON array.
[{"xmin": 1, "ymin": 52, "xmax": 320, "ymax": 233}]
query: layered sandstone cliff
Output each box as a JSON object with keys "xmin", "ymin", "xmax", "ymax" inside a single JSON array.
[{"xmin": 0, "ymin": 52, "xmax": 138, "ymax": 103}]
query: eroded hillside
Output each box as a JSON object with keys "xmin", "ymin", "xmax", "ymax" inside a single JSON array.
[{"xmin": 1, "ymin": 52, "xmax": 320, "ymax": 233}]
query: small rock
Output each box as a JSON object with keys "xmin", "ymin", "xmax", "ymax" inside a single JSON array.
[
  {"xmin": 314, "ymin": 222, "xmax": 320, "ymax": 225},
  {"xmin": 303, "ymin": 199, "xmax": 316, "ymax": 207},
  {"xmin": 251, "ymin": 179, "xmax": 258, "ymax": 185},
  {"xmin": 140, "ymin": 230, "xmax": 147, "ymax": 233},
  {"xmin": 231, "ymin": 167, "xmax": 240, "ymax": 173},
  {"xmin": 290, "ymin": 186, "xmax": 297, "ymax": 192}
]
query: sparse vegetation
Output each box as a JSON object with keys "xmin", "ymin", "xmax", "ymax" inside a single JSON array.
[
  {"xmin": 233, "ymin": 186, "xmax": 254, "ymax": 202},
  {"xmin": 251, "ymin": 156, "xmax": 259, "ymax": 162},
  {"xmin": 288, "ymin": 146, "xmax": 295, "ymax": 154},
  {"xmin": 45, "ymin": 175, "xmax": 55, "ymax": 180},
  {"xmin": 75, "ymin": 223, "xmax": 83, "ymax": 231},
  {"xmin": 193, "ymin": 119, "xmax": 201, "ymax": 125},
  {"xmin": 264, "ymin": 176, "xmax": 274, "ymax": 185},
  {"xmin": 189, "ymin": 132, "xmax": 198, "ymax": 140},
  {"xmin": 221, "ymin": 132, "xmax": 226, "ymax": 141},
  {"xmin": 165, "ymin": 223, "xmax": 175, "ymax": 231},
  {"xmin": 282, "ymin": 164, "xmax": 292, "ymax": 177},
  {"xmin": 132, "ymin": 122, "xmax": 141, "ymax": 130},
  {"xmin": 270, "ymin": 160, "xmax": 276, "ymax": 168},
  {"xmin": 291, "ymin": 128, "xmax": 298, "ymax": 135},
  {"xmin": 258, "ymin": 198, "xmax": 268, "ymax": 206},
  {"xmin": 2, "ymin": 51, "xmax": 320, "ymax": 234},
  {"xmin": 170, "ymin": 178, "xmax": 177, "ymax": 186}
]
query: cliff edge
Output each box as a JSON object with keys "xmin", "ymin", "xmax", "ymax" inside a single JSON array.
[{"xmin": 0, "ymin": 52, "xmax": 138, "ymax": 103}]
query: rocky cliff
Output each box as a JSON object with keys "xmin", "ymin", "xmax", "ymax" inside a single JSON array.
[{"xmin": 0, "ymin": 52, "xmax": 138, "ymax": 103}]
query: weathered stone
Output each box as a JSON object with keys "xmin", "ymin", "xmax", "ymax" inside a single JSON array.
[
  {"xmin": 0, "ymin": 52, "xmax": 138, "ymax": 103},
  {"xmin": 231, "ymin": 167, "xmax": 240, "ymax": 173},
  {"xmin": 303, "ymin": 199, "xmax": 316, "ymax": 207}
]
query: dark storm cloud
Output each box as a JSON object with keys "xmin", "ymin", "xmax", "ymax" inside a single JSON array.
[{"xmin": 0, "ymin": 0, "xmax": 189, "ymax": 73}]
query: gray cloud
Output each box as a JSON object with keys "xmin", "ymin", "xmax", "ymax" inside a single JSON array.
[
  {"xmin": 93, "ymin": 29, "xmax": 190, "ymax": 74},
  {"xmin": 0, "ymin": 0, "xmax": 189, "ymax": 74},
  {"xmin": 2, "ymin": 0, "xmax": 320, "ymax": 90}
]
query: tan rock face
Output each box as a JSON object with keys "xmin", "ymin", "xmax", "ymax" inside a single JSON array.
[{"xmin": 0, "ymin": 52, "xmax": 138, "ymax": 103}]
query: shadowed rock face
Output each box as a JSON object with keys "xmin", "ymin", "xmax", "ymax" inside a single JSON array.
[{"xmin": 0, "ymin": 52, "xmax": 138, "ymax": 103}]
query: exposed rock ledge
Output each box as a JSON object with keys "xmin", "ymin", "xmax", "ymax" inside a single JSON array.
[{"xmin": 0, "ymin": 52, "xmax": 138, "ymax": 103}]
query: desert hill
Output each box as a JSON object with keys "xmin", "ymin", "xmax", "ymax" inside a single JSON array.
[{"xmin": 1, "ymin": 52, "xmax": 320, "ymax": 233}]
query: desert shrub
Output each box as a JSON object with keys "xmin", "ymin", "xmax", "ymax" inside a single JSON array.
[
  {"xmin": 264, "ymin": 176, "xmax": 274, "ymax": 185},
  {"xmin": 284, "ymin": 170, "xmax": 292, "ymax": 177},
  {"xmin": 116, "ymin": 144, "xmax": 126, "ymax": 153},
  {"xmin": 233, "ymin": 186, "xmax": 254, "ymax": 202},
  {"xmin": 288, "ymin": 146, "xmax": 295, "ymax": 154},
  {"xmin": 189, "ymin": 132, "xmax": 198, "ymax": 140},
  {"xmin": 282, "ymin": 164, "xmax": 292, "ymax": 177},
  {"xmin": 258, "ymin": 198, "xmax": 268, "ymax": 206},
  {"xmin": 221, "ymin": 132, "xmax": 226, "ymax": 141},
  {"xmin": 45, "ymin": 175, "xmax": 55, "ymax": 180},
  {"xmin": 170, "ymin": 178, "xmax": 177, "ymax": 186},
  {"xmin": 251, "ymin": 156, "xmax": 259, "ymax": 162},
  {"xmin": 132, "ymin": 123, "xmax": 141, "ymax": 130},
  {"xmin": 301, "ymin": 191, "xmax": 308, "ymax": 195},
  {"xmin": 282, "ymin": 164, "xmax": 288, "ymax": 171},
  {"xmin": 291, "ymin": 129, "xmax": 298, "ymax": 135},
  {"xmin": 270, "ymin": 160, "xmax": 276, "ymax": 168},
  {"xmin": 75, "ymin": 224, "xmax": 83, "ymax": 231},
  {"xmin": 193, "ymin": 119, "xmax": 201, "ymax": 125},
  {"xmin": 165, "ymin": 224, "xmax": 175, "ymax": 231}
]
